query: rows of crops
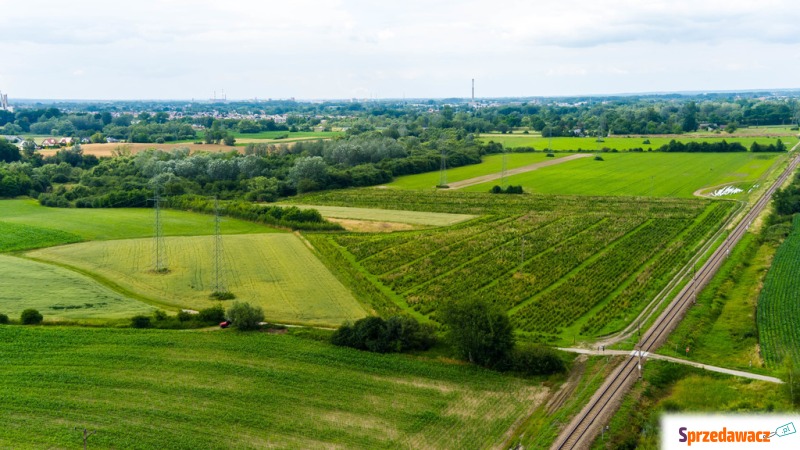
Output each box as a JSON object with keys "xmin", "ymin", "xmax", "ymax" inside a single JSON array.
[
  {"xmin": 757, "ymin": 215, "xmax": 800, "ymax": 366},
  {"xmin": 0, "ymin": 221, "xmax": 82, "ymax": 252},
  {"xmin": 304, "ymin": 190, "xmax": 734, "ymax": 342},
  {"xmin": 0, "ymin": 326, "xmax": 546, "ymax": 449}
]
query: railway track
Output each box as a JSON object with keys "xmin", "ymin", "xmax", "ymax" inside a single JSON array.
[{"xmin": 550, "ymin": 152, "xmax": 800, "ymax": 450}]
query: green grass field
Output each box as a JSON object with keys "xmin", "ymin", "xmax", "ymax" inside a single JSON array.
[
  {"xmin": 0, "ymin": 326, "xmax": 547, "ymax": 449},
  {"xmin": 0, "ymin": 221, "xmax": 82, "ymax": 252},
  {"xmin": 462, "ymin": 152, "xmax": 781, "ymax": 198},
  {"xmin": 0, "ymin": 255, "xmax": 154, "ymax": 321},
  {"xmin": 758, "ymin": 215, "xmax": 800, "ymax": 366},
  {"xmin": 478, "ymin": 134, "xmax": 797, "ymax": 152},
  {"xmin": 27, "ymin": 234, "xmax": 367, "ymax": 326},
  {"xmin": 0, "ymin": 199, "xmax": 277, "ymax": 241},
  {"xmin": 283, "ymin": 204, "xmax": 476, "ymax": 226},
  {"xmin": 387, "ymin": 153, "xmax": 566, "ymax": 190}
]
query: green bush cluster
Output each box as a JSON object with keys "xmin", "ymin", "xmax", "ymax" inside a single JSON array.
[
  {"xmin": 225, "ymin": 302, "xmax": 265, "ymax": 331},
  {"xmin": 168, "ymin": 195, "xmax": 342, "ymax": 231},
  {"xmin": 331, "ymin": 315, "xmax": 437, "ymax": 353},
  {"xmin": 489, "ymin": 185, "xmax": 523, "ymax": 194},
  {"xmin": 20, "ymin": 309, "xmax": 44, "ymax": 325},
  {"xmin": 439, "ymin": 298, "xmax": 566, "ymax": 375},
  {"xmin": 130, "ymin": 305, "xmax": 227, "ymax": 329}
]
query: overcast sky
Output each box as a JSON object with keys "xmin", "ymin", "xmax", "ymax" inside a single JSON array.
[{"xmin": 1, "ymin": 0, "xmax": 799, "ymax": 100}]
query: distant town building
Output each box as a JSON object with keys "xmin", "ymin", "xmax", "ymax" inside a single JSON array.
[{"xmin": 0, "ymin": 91, "xmax": 11, "ymax": 112}]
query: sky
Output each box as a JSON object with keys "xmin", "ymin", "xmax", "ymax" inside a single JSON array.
[{"xmin": 1, "ymin": 0, "xmax": 799, "ymax": 100}]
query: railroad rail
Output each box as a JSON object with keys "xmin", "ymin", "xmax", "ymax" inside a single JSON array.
[{"xmin": 550, "ymin": 153, "xmax": 800, "ymax": 450}]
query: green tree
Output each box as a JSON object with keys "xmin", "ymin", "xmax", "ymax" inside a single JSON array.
[
  {"xmin": 20, "ymin": 308, "xmax": 43, "ymax": 325},
  {"xmin": 439, "ymin": 298, "xmax": 514, "ymax": 368},
  {"xmin": 0, "ymin": 138, "xmax": 21, "ymax": 163},
  {"xmin": 22, "ymin": 139, "xmax": 36, "ymax": 158},
  {"xmin": 226, "ymin": 302, "xmax": 265, "ymax": 331},
  {"xmin": 682, "ymin": 101, "xmax": 698, "ymax": 132}
]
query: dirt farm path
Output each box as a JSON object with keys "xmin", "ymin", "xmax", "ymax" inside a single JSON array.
[{"xmin": 445, "ymin": 153, "xmax": 593, "ymax": 190}]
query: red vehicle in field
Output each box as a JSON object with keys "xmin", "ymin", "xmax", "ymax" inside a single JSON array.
[{"xmin": 219, "ymin": 320, "xmax": 232, "ymax": 329}]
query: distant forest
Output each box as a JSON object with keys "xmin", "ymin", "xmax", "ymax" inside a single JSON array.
[{"xmin": 0, "ymin": 92, "xmax": 797, "ymax": 215}]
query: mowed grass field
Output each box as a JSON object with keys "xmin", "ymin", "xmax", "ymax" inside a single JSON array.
[
  {"xmin": 0, "ymin": 199, "xmax": 276, "ymax": 241},
  {"xmin": 478, "ymin": 133, "xmax": 797, "ymax": 151},
  {"xmin": 283, "ymin": 204, "xmax": 476, "ymax": 226},
  {"xmin": 27, "ymin": 234, "xmax": 367, "ymax": 326},
  {"xmin": 0, "ymin": 326, "xmax": 547, "ymax": 449},
  {"xmin": 387, "ymin": 152, "xmax": 566, "ymax": 190},
  {"xmin": 0, "ymin": 255, "xmax": 155, "ymax": 321},
  {"xmin": 462, "ymin": 152, "xmax": 782, "ymax": 197}
]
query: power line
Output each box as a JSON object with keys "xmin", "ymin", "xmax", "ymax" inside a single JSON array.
[{"xmin": 438, "ymin": 149, "xmax": 447, "ymax": 187}]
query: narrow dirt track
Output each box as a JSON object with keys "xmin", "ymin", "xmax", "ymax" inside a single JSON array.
[{"xmin": 445, "ymin": 153, "xmax": 593, "ymax": 190}]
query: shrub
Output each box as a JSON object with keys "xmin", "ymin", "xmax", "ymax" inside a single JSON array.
[
  {"xmin": 198, "ymin": 304, "xmax": 226, "ymax": 324},
  {"xmin": 331, "ymin": 322, "xmax": 357, "ymax": 347},
  {"xmin": 210, "ymin": 291, "xmax": 236, "ymax": 300},
  {"xmin": 20, "ymin": 309, "xmax": 43, "ymax": 325},
  {"xmin": 508, "ymin": 345, "xmax": 567, "ymax": 375},
  {"xmin": 385, "ymin": 315, "xmax": 437, "ymax": 352},
  {"xmin": 153, "ymin": 310, "xmax": 168, "ymax": 321},
  {"xmin": 0, "ymin": 313, "xmax": 8, "ymax": 324},
  {"xmin": 594, "ymin": 155, "xmax": 604, "ymax": 161},
  {"xmin": 131, "ymin": 315, "xmax": 152, "ymax": 328},
  {"xmin": 331, "ymin": 315, "xmax": 436, "ymax": 353},
  {"xmin": 177, "ymin": 310, "xmax": 194, "ymax": 322},
  {"xmin": 226, "ymin": 302, "xmax": 265, "ymax": 331},
  {"xmin": 353, "ymin": 316, "xmax": 390, "ymax": 353},
  {"xmin": 545, "ymin": 152, "xmax": 555, "ymax": 157}
]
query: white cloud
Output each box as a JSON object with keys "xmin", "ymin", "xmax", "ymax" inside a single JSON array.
[{"xmin": 0, "ymin": 0, "xmax": 798, "ymax": 99}]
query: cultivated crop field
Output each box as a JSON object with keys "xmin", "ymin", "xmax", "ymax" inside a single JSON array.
[
  {"xmin": 298, "ymin": 190, "xmax": 734, "ymax": 343},
  {"xmin": 27, "ymin": 234, "xmax": 367, "ymax": 326},
  {"xmin": 0, "ymin": 326, "xmax": 548, "ymax": 449},
  {"xmin": 462, "ymin": 152, "xmax": 781, "ymax": 198},
  {"xmin": 0, "ymin": 221, "xmax": 81, "ymax": 252},
  {"xmin": 478, "ymin": 133, "xmax": 796, "ymax": 152},
  {"xmin": 0, "ymin": 199, "xmax": 276, "ymax": 241},
  {"xmin": 757, "ymin": 215, "xmax": 800, "ymax": 366},
  {"xmin": 0, "ymin": 255, "xmax": 155, "ymax": 321}
]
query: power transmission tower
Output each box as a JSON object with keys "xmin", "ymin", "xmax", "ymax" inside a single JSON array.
[
  {"xmin": 213, "ymin": 197, "xmax": 226, "ymax": 293},
  {"xmin": 151, "ymin": 186, "xmax": 168, "ymax": 273},
  {"xmin": 210, "ymin": 197, "xmax": 234, "ymax": 300},
  {"xmin": 438, "ymin": 149, "xmax": 447, "ymax": 187}
]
